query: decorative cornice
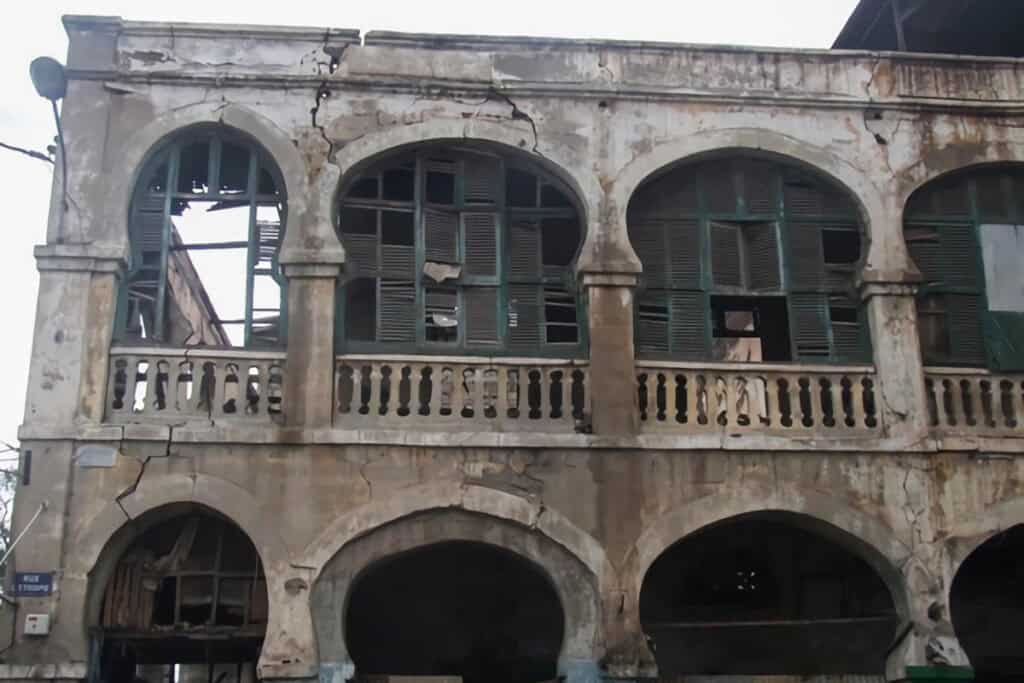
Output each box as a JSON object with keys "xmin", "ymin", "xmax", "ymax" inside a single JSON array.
[{"xmin": 34, "ymin": 243, "xmax": 127, "ymax": 274}]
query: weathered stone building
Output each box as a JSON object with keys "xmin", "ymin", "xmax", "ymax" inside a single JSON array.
[{"xmin": 4, "ymin": 9, "xmax": 1024, "ymax": 683}]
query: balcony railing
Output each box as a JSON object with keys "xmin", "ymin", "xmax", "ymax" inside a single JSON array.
[
  {"xmin": 925, "ymin": 368, "xmax": 1024, "ymax": 436},
  {"xmin": 335, "ymin": 354, "xmax": 589, "ymax": 432},
  {"xmin": 636, "ymin": 362, "xmax": 880, "ymax": 435},
  {"xmin": 107, "ymin": 347, "xmax": 286, "ymax": 422}
]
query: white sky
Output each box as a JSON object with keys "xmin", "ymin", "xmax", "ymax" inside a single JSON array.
[{"xmin": 0, "ymin": 0, "xmax": 858, "ymax": 447}]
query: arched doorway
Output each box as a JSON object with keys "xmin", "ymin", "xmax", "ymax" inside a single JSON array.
[
  {"xmin": 639, "ymin": 512, "xmax": 898, "ymax": 678},
  {"xmin": 345, "ymin": 540, "xmax": 564, "ymax": 683},
  {"xmin": 951, "ymin": 524, "xmax": 1024, "ymax": 682},
  {"xmin": 93, "ymin": 505, "xmax": 267, "ymax": 683}
]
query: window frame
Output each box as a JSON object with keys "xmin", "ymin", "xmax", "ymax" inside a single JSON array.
[
  {"xmin": 336, "ymin": 147, "xmax": 588, "ymax": 358},
  {"xmin": 115, "ymin": 127, "xmax": 289, "ymax": 349}
]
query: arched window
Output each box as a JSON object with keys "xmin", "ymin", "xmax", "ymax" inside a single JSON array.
[
  {"xmin": 629, "ymin": 156, "xmax": 869, "ymax": 364},
  {"xmin": 336, "ymin": 145, "xmax": 585, "ymax": 356},
  {"xmin": 117, "ymin": 126, "xmax": 287, "ymax": 348},
  {"xmin": 905, "ymin": 166, "xmax": 1024, "ymax": 370}
]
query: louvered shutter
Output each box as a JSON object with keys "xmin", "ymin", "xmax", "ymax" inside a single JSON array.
[
  {"xmin": 905, "ymin": 229, "xmax": 942, "ymax": 283},
  {"xmin": 742, "ymin": 162, "xmax": 777, "ymax": 215},
  {"xmin": 947, "ymin": 294, "xmax": 986, "ymax": 366},
  {"xmin": 463, "ymin": 213, "xmax": 498, "ymax": 277},
  {"xmin": 789, "ymin": 293, "xmax": 831, "ymax": 360},
  {"xmin": 381, "ymin": 245, "xmax": 415, "ymax": 278},
  {"xmin": 463, "ymin": 154, "xmax": 502, "ymax": 205},
  {"xmin": 710, "ymin": 221, "xmax": 742, "ymax": 288},
  {"xmin": 509, "ymin": 218, "xmax": 541, "ymax": 280},
  {"xmin": 832, "ymin": 320, "xmax": 865, "ymax": 361},
  {"xmin": 667, "ymin": 220, "xmax": 701, "ymax": 288},
  {"xmin": 131, "ymin": 195, "xmax": 166, "ymax": 262},
  {"xmin": 670, "ymin": 291, "xmax": 710, "ymax": 359},
  {"xmin": 465, "ymin": 287, "xmax": 499, "ymax": 345},
  {"xmin": 747, "ymin": 223, "xmax": 781, "ymax": 291},
  {"xmin": 703, "ymin": 164, "xmax": 737, "ymax": 214},
  {"xmin": 788, "ymin": 224, "xmax": 826, "ymax": 289},
  {"xmin": 342, "ymin": 234, "xmax": 379, "ymax": 276},
  {"xmin": 631, "ymin": 221, "xmax": 668, "ymax": 288},
  {"xmin": 424, "ymin": 209, "xmax": 459, "ymax": 263},
  {"xmin": 636, "ymin": 292, "xmax": 669, "ymax": 355},
  {"xmin": 508, "ymin": 284, "xmax": 541, "ymax": 352},
  {"xmin": 378, "ymin": 280, "xmax": 415, "ymax": 342},
  {"xmin": 784, "ymin": 178, "xmax": 823, "ymax": 217},
  {"xmin": 941, "ymin": 224, "xmax": 981, "ymax": 289}
]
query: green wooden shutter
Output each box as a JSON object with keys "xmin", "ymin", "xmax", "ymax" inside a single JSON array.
[
  {"xmin": 508, "ymin": 283, "xmax": 541, "ymax": 352},
  {"xmin": 342, "ymin": 234, "xmax": 379, "ymax": 276},
  {"xmin": 789, "ymin": 292, "xmax": 831, "ymax": 360},
  {"xmin": 463, "ymin": 213, "xmax": 498, "ymax": 277},
  {"xmin": 378, "ymin": 280, "xmax": 415, "ymax": 343},
  {"xmin": 381, "ymin": 244, "xmax": 415, "ymax": 278},
  {"xmin": 424, "ymin": 209, "xmax": 459, "ymax": 263},
  {"xmin": 947, "ymin": 294, "xmax": 985, "ymax": 365},
  {"xmin": 463, "ymin": 154, "xmax": 502, "ymax": 205},
  {"xmin": 741, "ymin": 161, "xmax": 777, "ymax": 215},
  {"xmin": 668, "ymin": 219, "xmax": 702, "ymax": 288},
  {"xmin": 631, "ymin": 220, "xmax": 669, "ymax": 288},
  {"xmin": 637, "ymin": 292, "xmax": 670, "ymax": 355},
  {"xmin": 465, "ymin": 287, "xmax": 499, "ymax": 345},
  {"xmin": 710, "ymin": 221, "xmax": 743, "ymax": 288},
  {"xmin": 747, "ymin": 222, "xmax": 781, "ymax": 291},
  {"xmin": 905, "ymin": 227, "xmax": 943, "ymax": 283},
  {"xmin": 670, "ymin": 291, "xmax": 710, "ymax": 359},
  {"xmin": 509, "ymin": 218, "xmax": 541, "ymax": 280},
  {"xmin": 787, "ymin": 223, "xmax": 826, "ymax": 289},
  {"xmin": 940, "ymin": 224, "xmax": 981, "ymax": 289}
]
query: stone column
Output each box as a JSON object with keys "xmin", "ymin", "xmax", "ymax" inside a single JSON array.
[
  {"xmin": 581, "ymin": 272, "xmax": 639, "ymax": 435},
  {"xmin": 281, "ymin": 263, "xmax": 342, "ymax": 429},
  {"xmin": 860, "ymin": 271, "xmax": 930, "ymax": 442}
]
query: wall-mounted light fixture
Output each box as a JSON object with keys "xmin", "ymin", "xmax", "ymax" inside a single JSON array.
[{"xmin": 29, "ymin": 56, "xmax": 68, "ymax": 241}]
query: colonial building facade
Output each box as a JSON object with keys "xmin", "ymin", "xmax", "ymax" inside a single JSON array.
[{"xmin": 5, "ymin": 13, "xmax": 1024, "ymax": 683}]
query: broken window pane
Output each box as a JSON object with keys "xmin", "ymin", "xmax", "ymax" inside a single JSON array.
[
  {"xmin": 219, "ymin": 142, "xmax": 250, "ymax": 194},
  {"xmin": 822, "ymin": 228, "xmax": 861, "ymax": 264},
  {"xmin": 541, "ymin": 216, "xmax": 581, "ymax": 268},
  {"xmin": 382, "ymin": 164, "xmax": 415, "ymax": 201},
  {"xmin": 506, "ymin": 167, "xmax": 537, "ymax": 207},
  {"xmin": 917, "ymin": 295, "xmax": 950, "ymax": 358},
  {"xmin": 425, "ymin": 287, "xmax": 459, "ymax": 343},
  {"xmin": 177, "ymin": 140, "xmax": 210, "ymax": 194},
  {"xmin": 345, "ymin": 278, "xmax": 377, "ymax": 342},
  {"xmin": 381, "ymin": 210, "xmax": 414, "ymax": 246},
  {"xmin": 544, "ymin": 288, "xmax": 578, "ymax": 344},
  {"xmin": 348, "ymin": 175, "xmax": 379, "ymax": 200},
  {"xmin": 425, "ymin": 159, "xmax": 456, "ymax": 204}
]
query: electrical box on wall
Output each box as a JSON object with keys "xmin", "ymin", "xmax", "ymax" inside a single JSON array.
[{"xmin": 24, "ymin": 613, "xmax": 50, "ymax": 636}]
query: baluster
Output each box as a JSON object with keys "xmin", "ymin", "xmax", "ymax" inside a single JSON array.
[
  {"xmin": 637, "ymin": 371, "xmax": 650, "ymax": 422},
  {"xmin": 725, "ymin": 374, "xmax": 740, "ymax": 428},
  {"xmin": 762, "ymin": 375, "xmax": 779, "ymax": 427},
  {"xmin": 496, "ymin": 365, "xmax": 510, "ymax": 421},
  {"xmin": 710, "ymin": 375, "xmax": 727, "ymax": 427},
  {"xmin": 406, "ymin": 363, "xmax": 422, "ymax": 416},
  {"xmin": 537, "ymin": 368, "xmax": 551, "ymax": 422},
  {"xmin": 663, "ymin": 373, "xmax": 678, "ymax": 425},
  {"xmin": 808, "ymin": 375, "xmax": 825, "ymax": 428},
  {"xmin": 428, "ymin": 365, "xmax": 443, "ymax": 416},
  {"xmin": 785, "ymin": 375, "xmax": 802, "ymax": 429},
  {"xmin": 1009, "ymin": 378, "xmax": 1024, "ymax": 431},
  {"xmin": 130, "ymin": 357, "xmax": 147, "ymax": 414},
  {"xmin": 110, "ymin": 357, "xmax": 129, "ymax": 413},
  {"xmin": 829, "ymin": 375, "xmax": 845, "ymax": 429},
  {"xmin": 577, "ymin": 367, "xmax": 590, "ymax": 421},
  {"xmin": 684, "ymin": 371, "xmax": 698, "ymax": 426},
  {"xmin": 950, "ymin": 377, "xmax": 970, "ymax": 427},
  {"xmin": 850, "ymin": 376, "xmax": 866, "ymax": 428},
  {"xmin": 960, "ymin": 376, "xmax": 980, "ymax": 427},
  {"xmin": 366, "ymin": 363, "xmax": 382, "ymax": 416},
  {"xmin": 469, "ymin": 366, "xmax": 485, "ymax": 420}
]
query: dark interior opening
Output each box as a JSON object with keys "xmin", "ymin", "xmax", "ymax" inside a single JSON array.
[
  {"xmin": 640, "ymin": 514, "xmax": 898, "ymax": 676},
  {"xmin": 346, "ymin": 541, "xmax": 564, "ymax": 683},
  {"xmin": 951, "ymin": 524, "xmax": 1024, "ymax": 683},
  {"xmin": 345, "ymin": 278, "xmax": 377, "ymax": 342},
  {"xmin": 711, "ymin": 296, "xmax": 792, "ymax": 362}
]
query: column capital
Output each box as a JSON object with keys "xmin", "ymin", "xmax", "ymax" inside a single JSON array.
[
  {"xmin": 858, "ymin": 267, "xmax": 923, "ymax": 300},
  {"xmin": 579, "ymin": 271, "xmax": 639, "ymax": 288},
  {"xmin": 280, "ymin": 262, "xmax": 343, "ymax": 279},
  {"xmin": 34, "ymin": 243, "xmax": 126, "ymax": 274}
]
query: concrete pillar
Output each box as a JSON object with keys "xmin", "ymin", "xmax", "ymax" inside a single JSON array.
[
  {"xmin": 582, "ymin": 273, "xmax": 639, "ymax": 435},
  {"xmin": 281, "ymin": 264, "xmax": 341, "ymax": 428},
  {"xmin": 860, "ymin": 272, "xmax": 930, "ymax": 441}
]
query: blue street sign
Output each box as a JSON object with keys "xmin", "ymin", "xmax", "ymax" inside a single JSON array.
[{"xmin": 13, "ymin": 572, "xmax": 52, "ymax": 597}]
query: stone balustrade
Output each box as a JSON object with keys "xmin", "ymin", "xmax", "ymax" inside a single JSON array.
[
  {"xmin": 334, "ymin": 354, "xmax": 589, "ymax": 432},
  {"xmin": 925, "ymin": 368, "xmax": 1024, "ymax": 436},
  {"xmin": 636, "ymin": 362, "xmax": 881, "ymax": 434},
  {"xmin": 106, "ymin": 347, "xmax": 286, "ymax": 422}
]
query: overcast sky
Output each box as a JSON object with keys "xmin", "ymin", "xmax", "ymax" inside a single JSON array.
[{"xmin": 0, "ymin": 0, "xmax": 858, "ymax": 447}]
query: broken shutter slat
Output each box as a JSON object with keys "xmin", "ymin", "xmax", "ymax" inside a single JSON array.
[
  {"xmin": 424, "ymin": 209, "xmax": 459, "ymax": 263},
  {"xmin": 670, "ymin": 291, "xmax": 710, "ymax": 359},
  {"xmin": 787, "ymin": 223, "xmax": 826, "ymax": 289},
  {"xmin": 465, "ymin": 287, "xmax": 499, "ymax": 345},
  {"xmin": 463, "ymin": 154, "xmax": 502, "ymax": 205},
  {"xmin": 789, "ymin": 292, "xmax": 832, "ymax": 360},
  {"xmin": 710, "ymin": 221, "xmax": 743, "ymax": 289},
  {"xmin": 463, "ymin": 212, "xmax": 499, "ymax": 277},
  {"xmin": 379, "ymin": 280, "xmax": 416, "ymax": 343},
  {"xmin": 508, "ymin": 283, "xmax": 541, "ymax": 352},
  {"xmin": 668, "ymin": 219, "xmax": 701, "ymax": 288},
  {"xmin": 947, "ymin": 294, "xmax": 986, "ymax": 366},
  {"xmin": 509, "ymin": 218, "xmax": 542, "ymax": 280},
  {"xmin": 747, "ymin": 222, "xmax": 781, "ymax": 291}
]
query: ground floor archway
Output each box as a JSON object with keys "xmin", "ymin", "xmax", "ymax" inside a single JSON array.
[
  {"xmin": 92, "ymin": 504, "xmax": 267, "ymax": 683},
  {"xmin": 312, "ymin": 508, "xmax": 602, "ymax": 683},
  {"xmin": 640, "ymin": 512, "xmax": 899, "ymax": 678},
  {"xmin": 952, "ymin": 524, "xmax": 1024, "ymax": 682},
  {"xmin": 346, "ymin": 540, "xmax": 563, "ymax": 683}
]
